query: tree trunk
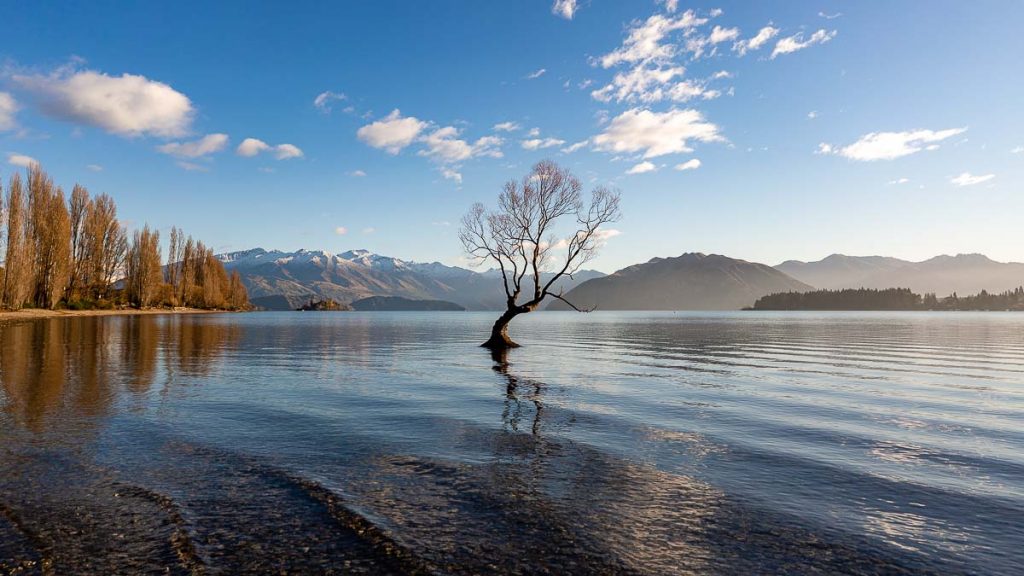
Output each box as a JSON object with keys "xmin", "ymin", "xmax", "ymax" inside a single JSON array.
[{"xmin": 483, "ymin": 308, "xmax": 522, "ymax": 349}]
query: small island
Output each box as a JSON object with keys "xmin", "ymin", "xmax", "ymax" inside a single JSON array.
[
  {"xmin": 296, "ymin": 298, "xmax": 351, "ymax": 311},
  {"xmin": 350, "ymin": 296, "xmax": 466, "ymax": 311}
]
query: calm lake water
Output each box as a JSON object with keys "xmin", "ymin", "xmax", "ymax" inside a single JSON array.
[{"xmin": 1, "ymin": 311, "xmax": 1022, "ymax": 574}]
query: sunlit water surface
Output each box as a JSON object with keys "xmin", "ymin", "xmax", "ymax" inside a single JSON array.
[{"xmin": 1, "ymin": 311, "xmax": 1022, "ymax": 574}]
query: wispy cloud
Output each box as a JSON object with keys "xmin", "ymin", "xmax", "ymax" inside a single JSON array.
[
  {"xmin": 674, "ymin": 158, "xmax": 701, "ymax": 171},
  {"xmin": 313, "ymin": 91, "xmax": 346, "ymax": 113},
  {"xmin": 158, "ymin": 133, "xmax": 229, "ymax": 158},
  {"xmin": 626, "ymin": 160, "xmax": 657, "ymax": 174},
  {"xmin": 526, "ymin": 68, "xmax": 547, "ymax": 79},
  {"xmin": 950, "ymin": 172, "xmax": 995, "ymax": 187},
  {"xmin": 551, "ymin": 0, "xmax": 578, "ymax": 20},
  {"xmin": 493, "ymin": 121, "xmax": 521, "ymax": 132},
  {"xmin": 818, "ymin": 128, "xmax": 966, "ymax": 161},
  {"xmin": 521, "ymin": 137, "xmax": 565, "ymax": 150},
  {"xmin": 0, "ymin": 92, "xmax": 18, "ymax": 131},
  {"xmin": 771, "ymin": 29, "xmax": 837, "ymax": 59},
  {"xmin": 733, "ymin": 26, "xmax": 779, "ymax": 56},
  {"xmin": 7, "ymin": 153, "xmax": 37, "ymax": 168},
  {"xmin": 235, "ymin": 138, "xmax": 303, "ymax": 160}
]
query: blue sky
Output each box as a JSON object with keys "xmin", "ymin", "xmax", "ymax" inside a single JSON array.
[{"xmin": 1, "ymin": 1, "xmax": 1022, "ymax": 272}]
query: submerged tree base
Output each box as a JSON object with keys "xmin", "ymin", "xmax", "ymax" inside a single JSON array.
[{"xmin": 481, "ymin": 335, "xmax": 521, "ymax": 350}]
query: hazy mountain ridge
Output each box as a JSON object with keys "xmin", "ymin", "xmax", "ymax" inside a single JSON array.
[
  {"xmin": 218, "ymin": 248, "xmax": 603, "ymax": 310},
  {"xmin": 777, "ymin": 253, "xmax": 1024, "ymax": 295},
  {"xmin": 548, "ymin": 253, "xmax": 813, "ymax": 311}
]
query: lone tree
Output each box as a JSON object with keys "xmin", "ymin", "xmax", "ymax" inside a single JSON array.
[{"xmin": 460, "ymin": 160, "xmax": 621, "ymax": 349}]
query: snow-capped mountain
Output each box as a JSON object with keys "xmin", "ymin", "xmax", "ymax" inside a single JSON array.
[{"xmin": 217, "ymin": 248, "xmax": 603, "ymax": 310}]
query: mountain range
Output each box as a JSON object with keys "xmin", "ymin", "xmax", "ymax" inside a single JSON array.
[
  {"xmin": 217, "ymin": 248, "xmax": 603, "ymax": 311},
  {"xmin": 547, "ymin": 253, "xmax": 812, "ymax": 311},
  {"xmin": 776, "ymin": 253, "xmax": 1024, "ymax": 296},
  {"xmin": 219, "ymin": 248, "xmax": 1024, "ymax": 312}
]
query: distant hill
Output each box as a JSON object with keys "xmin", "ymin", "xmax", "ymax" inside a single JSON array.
[
  {"xmin": 351, "ymin": 296, "xmax": 465, "ymax": 311},
  {"xmin": 548, "ymin": 253, "xmax": 812, "ymax": 311},
  {"xmin": 776, "ymin": 254, "xmax": 911, "ymax": 290},
  {"xmin": 218, "ymin": 248, "xmax": 603, "ymax": 311},
  {"xmin": 777, "ymin": 253, "xmax": 1024, "ymax": 295}
]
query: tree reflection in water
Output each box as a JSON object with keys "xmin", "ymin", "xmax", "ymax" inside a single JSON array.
[
  {"xmin": 0, "ymin": 315, "xmax": 238, "ymax": 435},
  {"xmin": 491, "ymin": 347, "xmax": 545, "ymax": 436}
]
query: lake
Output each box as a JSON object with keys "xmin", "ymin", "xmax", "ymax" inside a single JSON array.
[{"xmin": 1, "ymin": 311, "xmax": 1022, "ymax": 574}]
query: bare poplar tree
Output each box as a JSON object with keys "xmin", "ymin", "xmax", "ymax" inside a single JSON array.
[
  {"xmin": 81, "ymin": 193, "xmax": 127, "ymax": 300},
  {"xmin": 460, "ymin": 160, "xmax": 621, "ymax": 349},
  {"xmin": 68, "ymin": 184, "xmax": 90, "ymax": 300},
  {"xmin": 166, "ymin": 226, "xmax": 183, "ymax": 303},
  {"xmin": 2, "ymin": 174, "xmax": 33, "ymax": 309},
  {"xmin": 125, "ymin": 225, "xmax": 162, "ymax": 308},
  {"xmin": 27, "ymin": 167, "xmax": 72, "ymax": 309}
]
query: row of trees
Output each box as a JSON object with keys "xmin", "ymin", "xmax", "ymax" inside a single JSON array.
[
  {"xmin": 751, "ymin": 287, "xmax": 1024, "ymax": 311},
  {"xmin": 1, "ymin": 165, "xmax": 248, "ymax": 311}
]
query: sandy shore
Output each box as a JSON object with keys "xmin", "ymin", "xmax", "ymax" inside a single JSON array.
[{"xmin": 0, "ymin": 308, "xmax": 221, "ymax": 323}]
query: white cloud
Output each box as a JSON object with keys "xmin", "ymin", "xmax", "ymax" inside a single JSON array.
[
  {"xmin": 0, "ymin": 92, "xmax": 18, "ymax": 131},
  {"xmin": 685, "ymin": 25, "xmax": 741, "ymax": 59},
  {"xmin": 526, "ymin": 68, "xmax": 547, "ymax": 79},
  {"xmin": 1011, "ymin": 146, "xmax": 1024, "ymax": 154},
  {"xmin": 176, "ymin": 161, "xmax": 208, "ymax": 172},
  {"xmin": 592, "ymin": 65, "xmax": 721, "ymax": 104},
  {"xmin": 733, "ymin": 25, "xmax": 779, "ymax": 56},
  {"xmin": 419, "ymin": 126, "xmax": 503, "ymax": 163},
  {"xmin": 521, "ymin": 137, "xmax": 566, "ymax": 150},
  {"xmin": 362, "ymin": 227, "xmax": 376, "ymax": 234},
  {"xmin": 771, "ymin": 29, "xmax": 837, "ymax": 59},
  {"xmin": 599, "ymin": 11, "xmax": 709, "ymax": 68},
  {"xmin": 819, "ymin": 127, "xmax": 966, "ymax": 161},
  {"xmin": 626, "ymin": 161, "xmax": 657, "ymax": 174},
  {"xmin": 561, "ymin": 140, "xmax": 589, "ymax": 153},
  {"xmin": 13, "ymin": 68, "xmax": 193, "ymax": 137},
  {"xmin": 237, "ymin": 138, "xmax": 303, "ymax": 159},
  {"xmin": 493, "ymin": 121, "xmax": 521, "ymax": 132},
  {"xmin": 709, "ymin": 25, "xmax": 739, "ymax": 44},
  {"xmin": 349, "ymin": 169, "xmax": 367, "ymax": 177},
  {"xmin": 357, "ymin": 109, "xmax": 428, "ymax": 154},
  {"xmin": 313, "ymin": 91, "xmax": 346, "ymax": 113},
  {"xmin": 158, "ymin": 133, "xmax": 229, "ymax": 158},
  {"xmin": 592, "ymin": 65, "xmax": 681, "ymax": 102},
  {"xmin": 8, "ymin": 153, "xmax": 37, "ymax": 168},
  {"xmin": 335, "ymin": 226, "xmax": 348, "ymax": 235},
  {"xmin": 950, "ymin": 172, "xmax": 995, "ymax": 187},
  {"xmin": 819, "ymin": 11, "xmax": 843, "ymax": 20},
  {"xmin": 659, "ymin": 0, "xmax": 679, "ymax": 13},
  {"xmin": 888, "ymin": 177, "xmax": 910, "ymax": 185},
  {"xmin": 675, "ymin": 158, "xmax": 701, "ymax": 171},
  {"xmin": 86, "ymin": 164, "xmax": 103, "ymax": 172},
  {"xmin": 274, "ymin": 143, "xmax": 303, "ymax": 159},
  {"xmin": 551, "ymin": 0, "xmax": 578, "ymax": 20},
  {"xmin": 236, "ymin": 137, "xmax": 270, "ymax": 157},
  {"xmin": 807, "ymin": 110, "xmax": 819, "ymax": 119},
  {"xmin": 526, "ymin": 127, "xmax": 541, "ymax": 137},
  {"xmin": 594, "ymin": 108, "xmax": 724, "ymax": 158},
  {"xmin": 441, "ymin": 167, "xmax": 463, "ymax": 184}
]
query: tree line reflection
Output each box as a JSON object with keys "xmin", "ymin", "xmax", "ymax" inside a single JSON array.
[{"xmin": 0, "ymin": 315, "xmax": 239, "ymax": 432}]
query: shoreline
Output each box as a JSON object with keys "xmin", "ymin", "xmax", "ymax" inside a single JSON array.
[{"xmin": 0, "ymin": 308, "xmax": 223, "ymax": 323}]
